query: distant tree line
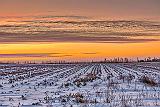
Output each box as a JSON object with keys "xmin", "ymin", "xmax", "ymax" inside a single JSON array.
[
  {"xmin": 102, "ymin": 57, "xmax": 160, "ymax": 63},
  {"xmin": 102, "ymin": 57, "xmax": 131, "ymax": 63},
  {"xmin": 137, "ymin": 57, "xmax": 160, "ymax": 62},
  {"xmin": 0, "ymin": 57, "xmax": 159, "ymax": 64}
]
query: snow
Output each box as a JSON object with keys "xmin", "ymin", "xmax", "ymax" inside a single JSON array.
[{"xmin": 0, "ymin": 62, "xmax": 160, "ymax": 107}]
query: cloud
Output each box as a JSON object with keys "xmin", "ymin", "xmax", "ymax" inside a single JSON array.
[
  {"xmin": 0, "ymin": 19, "xmax": 160, "ymax": 43},
  {"xmin": 50, "ymin": 55, "xmax": 73, "ymax": 57},
  {"xmin": 0, "ymin": 53, "xmax": 50, "ymax": 57},
  {"xmin": 0, "ymin": 53, "xmax": 72, "ymax": 58},
  {"xmin": 37, "ymin": 15, "xmax": 89, "ymax": 19},
  {"xmin": 0, "ymin": 31, "xmax": 159, "ymax": 43},
  {"xmin": 0, "ymin": 34, "xmax": 158, "ymax": 43},
  {"xmin": 82, "ymin": 52, "xmax": 97, "ymax": 55}
]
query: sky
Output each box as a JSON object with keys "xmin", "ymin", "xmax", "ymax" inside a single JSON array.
[
  {"xmin": 0, "ymin": 0, "xmax": 160, "ymax": 62},
  {"xmin": 0, "ymin": 0, "xmax": 160, "ymax": 19}
]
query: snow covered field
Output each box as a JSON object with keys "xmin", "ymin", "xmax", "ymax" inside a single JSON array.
[{"xmin": 0, "ymin": 62, "xmax": 160, "ymax": 107}]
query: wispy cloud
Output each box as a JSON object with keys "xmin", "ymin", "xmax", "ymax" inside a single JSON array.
[
  {"xmin": 50, "ymin": 55, "xmax": 73, "ymax": 57},
  {"xmin": 82, "ymin": 52, "xmax": 97, "ymax": 55},
  {"xmin": 0, "ymin": 31, "xmax": 159, "ymax": 43},
  {"xmin": 0, "ymin": 53, "xmax": 73, "ymax": 58},
  {"xmin": 36, "ymin": 15, "xmax": 89, "ymax": 19},
  {"xmin": 0, "ymin": 18, "xmax": 160, "ymax": 43},
  {"xmin": 0, "ymin": 53, "xmax": 50, "ymax": 57}
]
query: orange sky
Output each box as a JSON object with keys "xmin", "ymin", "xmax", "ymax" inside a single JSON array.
[{"xmin": 0, "ymin": 42, "xmax": 160, "ymax": 62}]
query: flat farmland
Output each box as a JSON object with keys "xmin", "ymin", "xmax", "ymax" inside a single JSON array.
[{"xmin": 0, "ymin": 62, "xmax": 160, "ymax": 107}]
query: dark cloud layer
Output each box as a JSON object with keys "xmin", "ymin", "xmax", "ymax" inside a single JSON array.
[
  {"xmin": 0, "ymin": 19, "xmax": 160, "ymax": 43},
  {"xmin": 0, "ymin": 53, "xmax": 72, "ymax": 58},
  {"xmin": 0, "ymin": 53, "xmax": 50, "ymax": 57},
  {"xmin": 0, "ymin": 31, "xmax": 159, "ymax": 43}
]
